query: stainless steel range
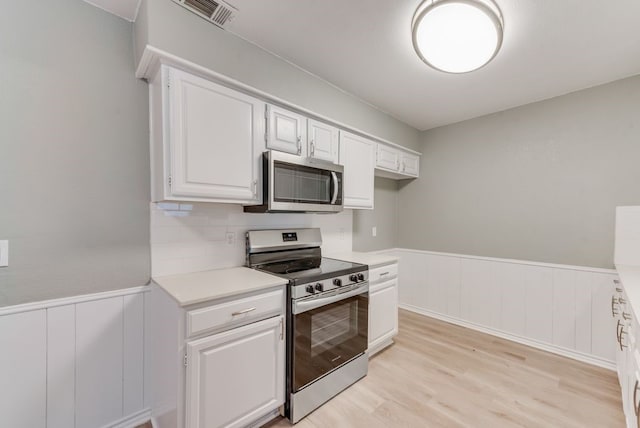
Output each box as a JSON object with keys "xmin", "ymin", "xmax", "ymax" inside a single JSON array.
[{"xmin": 246, "ymin": 228, "xmax": 369, "ymax": 423}]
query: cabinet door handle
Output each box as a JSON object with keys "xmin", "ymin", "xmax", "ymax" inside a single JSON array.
[
  {"xmin": 634, "ymin": 380, "xmax": 639, "ymax": 416},
  {"xmin": 297, "ymin": 136, "xmax": 302, "ymax": 155},
  {"xmin": 310, "ymin": 140, "xmax": 315, "ymax": 157},
  {"xmin": 617, "ymin": 320, "xmax": 623, "ymax": 341},
  {"xmin": 252, "ymin": 180, "xmax": 258, "ymax": 197},
  {"xmin": 232, "ymin": 307, "xmax": 256, "ymax": 316}
]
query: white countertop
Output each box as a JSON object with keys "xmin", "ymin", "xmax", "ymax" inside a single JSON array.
[
  {"xmin": 153, "ymin": 267, "xmax": 287, "ymax": 307},
  {"xmin": 326, "ymin": 251, "xmax": 398, "ymax": 268},
  {"xmin": 617, "ymin": 264, "xmax": 640, "ymax": 317}
]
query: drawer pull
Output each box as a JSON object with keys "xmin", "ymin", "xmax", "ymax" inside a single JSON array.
[
  {"xmin": 634, "ymin": 380, "xmax": 639, "ymax": 416},
  {"xmin": 232, "ymin": 307, "xmax": 257, "ymax": 316},
  {"xmin": 379, "ymin": 272, "xmax": 390, "ymax": 277}
]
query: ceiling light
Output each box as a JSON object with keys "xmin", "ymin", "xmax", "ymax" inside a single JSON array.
[{"xmin": 412, "ymin": 0, "xmax": 504, "ymax": 74}]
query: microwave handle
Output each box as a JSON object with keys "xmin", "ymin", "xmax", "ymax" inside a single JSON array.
[{"xmin": 331, "ymin": 172, "xmax": 338, "ymax": 204}]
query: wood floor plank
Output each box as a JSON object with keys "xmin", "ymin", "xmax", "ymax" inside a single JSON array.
[{"xmin": 265, "ymin": 309, "xmax": 624, "ymax": 427}]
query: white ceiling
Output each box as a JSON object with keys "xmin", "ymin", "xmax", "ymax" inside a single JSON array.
[{"xmin": 84, "ymin": 0, "xmax": 640, "ymax": 131}]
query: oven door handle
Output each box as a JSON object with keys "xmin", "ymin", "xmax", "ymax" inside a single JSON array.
[
  {"xmin": 293, "ymin": 283, "xmax": 368, "ymax": 314},
  {"xmin": 330, "ymin": 172, "xmax": 339, "ymax": 205}
]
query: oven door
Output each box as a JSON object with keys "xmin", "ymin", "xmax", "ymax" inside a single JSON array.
[
  {"xmin": 267, "ymin": 151, "xmax": 343, "ymax": 213},
  {"xmin": 291, "ymin": 283, "xmax": 368, "ymax": 392}
]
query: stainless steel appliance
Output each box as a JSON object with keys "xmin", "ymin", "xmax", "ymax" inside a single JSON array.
[
  {"xmin": 246, "ymin": 228, "xmax": 368, "ymax": 423},
  {"xmin": 243, "ymin": 151, "xmax": 344, "ymax": 213}
]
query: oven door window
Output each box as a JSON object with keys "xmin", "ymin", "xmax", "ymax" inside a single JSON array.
[
  {"xmin": 274, "ymin": 161, "xmax": 337, "ymax": 205},
  {"xmin": 292, "ymin": 292, "xmax": 368, "ymax": 392}
]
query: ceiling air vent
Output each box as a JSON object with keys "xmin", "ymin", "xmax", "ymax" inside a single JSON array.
[{"xmin": 174, "ymin": 0, "xmax": 237, "ymax": 29}]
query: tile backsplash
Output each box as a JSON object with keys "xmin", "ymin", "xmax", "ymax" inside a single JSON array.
[{"xmin": 151, "ymin": 203, "xmax": 353, "ymax": 277}]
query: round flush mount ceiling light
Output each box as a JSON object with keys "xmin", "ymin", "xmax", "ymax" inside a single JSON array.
[{"xmin": 412, "ymin": 0, "xmax": 504, "ymax": 73}]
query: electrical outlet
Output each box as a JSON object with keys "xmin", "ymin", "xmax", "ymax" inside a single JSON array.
[
  {"xmin": 226, "ymin": 232, "xmax": 236, "ymax": 245},
  {"xmin": 0, "ymin": 240, "xmax": 8, "ymax": 267},
  {"xmin": 372, "ymin": 226, "xmax": 377, "ymax": 237}
]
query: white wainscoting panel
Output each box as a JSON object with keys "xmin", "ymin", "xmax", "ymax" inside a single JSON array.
[
  {"xmin": 524, "ymin": 265, "xmax": 554, "ymax": 344},
  {"xmin": 0, "ymin": 309, "xmax": 47, "ymax": 427},
  {"xmin": 47, "ymin": 305, "xmax": 76, "ymax": 428},
  {"xmin": 386, "ymin": 249, "xmax": 617, "ymax": 369},
  {"xmin": 0, "ymin": 287, "xmax": 149, "ymax": 428},
  {"xmin": 124, "ymin": 293, "xmax": 145, "ymax": 416},
  {"xmin": 497, "ymin": 262, "xmax": 526, "ymax": 337},
  {"xmin": 76, "ymin": 298, "xmax": 125, "ymax": 427},
  {"xmin": 590, "ymin": 271, "xmax": 617, "ymax": 360}
]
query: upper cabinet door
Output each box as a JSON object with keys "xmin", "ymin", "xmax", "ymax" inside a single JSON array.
[
  {"xmin": 401, "ymin": 152, "xmax": 420, "ymax": 177},
  {"xmin": 376, "ymin": 144, "xmax": 400, "ymax": 172},
  {"xmin": 339, "ymin": 131, "xmax": 375, "ymax": 209},
  {"xmin": 308, "ymin": 119, "xmax": 339, "ymax": 163},
  {"xmin": 166, "ymin": 68, "xmax": 264, "ymax": 203},
  {"xmin": 266, "ymin": 105, "xmax": 307, "ymax": 156}
]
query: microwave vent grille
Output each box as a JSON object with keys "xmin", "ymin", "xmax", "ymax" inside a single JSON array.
[{"xmin": 174, "ymin": 0, "xmax": 237, "ymax": 28}]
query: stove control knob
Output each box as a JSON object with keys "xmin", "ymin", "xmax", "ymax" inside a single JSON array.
[
  {"xmin": 305, "ymin": 284, "xmax": 315, "ymax": 294},
  {"xmin": 315, "ymin": 283, "xmax": 324, "ymax": 292},
  {"xmin": 357, "ymin": 273, "xmax": 365, "ymax": 281},
  {"xmin": 333, "ymin": 278, "xmax": 342, "ymax": 287},
  {"xmin": 349, "ymin": 274, "xmax": 358, "ymax": 282}
]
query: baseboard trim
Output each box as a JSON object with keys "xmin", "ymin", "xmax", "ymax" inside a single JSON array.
[
  {"xmin": 368, "ymin": 338, "xmax": 395, "ymax": 358},
  {"xmin": 399, "ymin": 304, "xmax": 616, "ymax": 372},
  {"xmin": 107, "ymin": 408, "xmax": 152, "ymax": 428}
]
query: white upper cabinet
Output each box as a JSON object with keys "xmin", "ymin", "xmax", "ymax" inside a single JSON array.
[
  {"xmin": 400, "ymin": 152, "xmax": 420, "ymax": 177},
  {"xmin": 151, "ymin": 66, "xmax": 265, "ymax": 203},
  {"xmin": 266, "ymin": 105, "xmax": 306, "ymax": 156},
  {"xmin": 374, "ymin": 143, "xmax": 421, "ymax": 179},
  {"xmin": 339, "ymin": 131, "xmax": 375, "ymax": 209},
  {"xmin": 308, "ymin": 119, "xmax": 339, "ymax": 163},
  {"xmin": 376, "ymin": 144, "xmax": 401, "ymax": 172}
]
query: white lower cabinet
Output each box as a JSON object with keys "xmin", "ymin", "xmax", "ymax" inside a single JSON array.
[
  {"xmin": 185, "ymin": 316, "xmax": 284, "ymax": 428},
  {"xmin": 148, "ymin": 284, "xmax": 285, "ymax": 428},
  {"xmin": 612, "ymin": 279, "xmax": 640, "ymax": 428},
  {"xmin": 368, "ymin": 263, "xmax": 399, "ymax": 356}
]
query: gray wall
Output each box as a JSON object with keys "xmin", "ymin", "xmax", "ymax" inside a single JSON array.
[
  {"xmin": 0, "ymin": 0, "xmax": 150, "ymax": 306},
  {"xmin": 353, "ymin": 178, "xmax": 399, "ymax": 251},
  {"xmin": 135, "ymin": 0, "xmax": 421, "ymax": 151},
  {"xmin": 397, "ymin": 75, "xmax": 640, "ymax": 269}
]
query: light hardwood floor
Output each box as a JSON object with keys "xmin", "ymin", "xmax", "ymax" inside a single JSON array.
[{"xmin": 266, "ymin": 309, "xmax": 624, "ymax": 428}]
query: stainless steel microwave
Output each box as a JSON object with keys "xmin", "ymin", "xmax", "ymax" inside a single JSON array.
[{"xmin": 244, "ymin": 151, "xmax": 344, "ymax": 213}]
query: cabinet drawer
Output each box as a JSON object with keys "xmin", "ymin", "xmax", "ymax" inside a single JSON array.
[
  {"xmin": 187, "ymin": 289, "xmax": 284, "ymax": 338},
  {"xmin": 369, "ymin": 264, "xmax": 398, "ymax": 284}
]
